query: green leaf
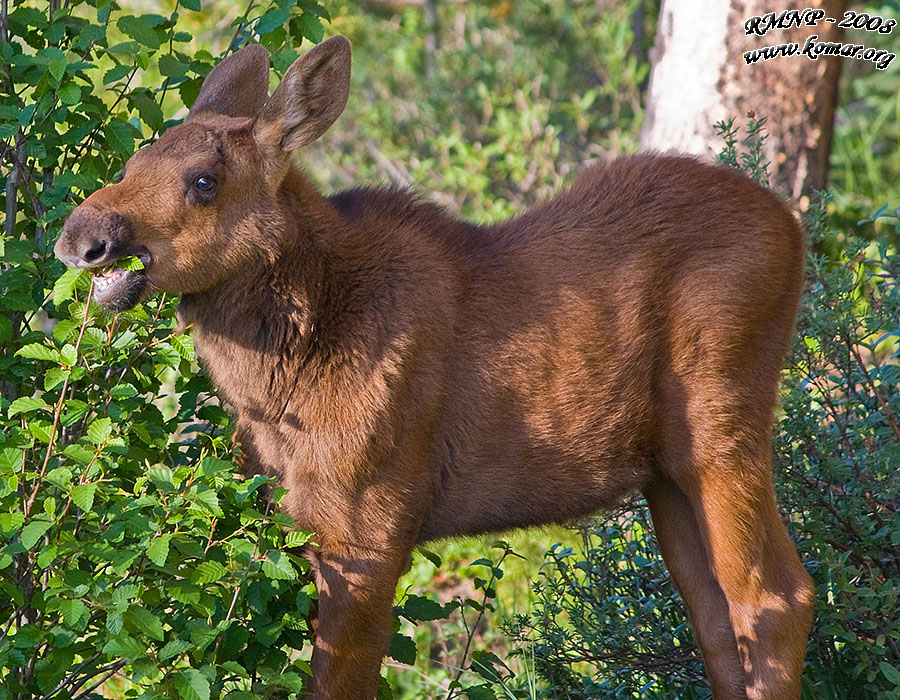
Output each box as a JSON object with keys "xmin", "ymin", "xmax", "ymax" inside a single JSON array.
[
  {"xmin": 262, "ymin": 551, "xmax": 296, "ymax": 580},
  {"xmin": 110, "ymin": 383, "xmax": 138, "ymax": 399},
  {"xmin": 86, "ymin": 417, "xmax": 112, "ymax": 444},
  {"xmin": 146, "ymin": 535, "xmax": 171, "ymax": 566},
  {"xmin": 46, "ymin": 466, "xmax": 73, "ymax": 489},
  {"xmin": 44, "ymin": 368, "xmax": 71, "ymax": 391},
  {"xmin": 388, "ymin": 632, "xmax": 417, "ymax": 665},
  {"xmin": 148, "ymin": 465, "xmax": 175, "ymax": 491},
  {"xmin": 463, "ymin": 686, "xmax": 496, "ymax": 700},
  {"xmin": 171, "ymin": 334, "xmax": 194, "ymax": 361},
  {"xmin": 126, "ymin": 605, "xmax": 165, "ymax": 641},
  {"xmin": 8, "ymin": 396, "xmax": 51, "ymax": 418},
  {"xmin": 0, "ymin": 513, "xmax": 25, "ymax": 537},
  {"xmin": 104, "ymin": 63, "xmax": 133, "ymax": 84},
  {"xmin": 118, "ymin": 255, "xmax": 145, "ymax": 271},
  {"xmin": 160, "ymin": 638, "xmax": 192, "ymax": 661},
  {"xmin": 53, "ymin": 267, "xmax": 89, "ymax": 306},
  {"xmin": 60, "ymin": 343, "xmax": 77, "ymax": 366},
  {"xmin": 102, "ymin": 633, "xmax": 145, "ymax": 660},
  {"xmin": 9, "ymin": 6, "xmax": 48, "ymax": 29},
  {"xmin": 175, "ymin": 669, "xmax": 210, "ymax": 700},
  {"xmin": 192, "ymin": 560, "xmax": 227, "ymax": 584},
  {"xmin": 284, "ymin": 530, "xmax": 312, "ymax": 548},
  {"xmin": 181, "ymin": 0, "xmax": 201, "ymax": 10},
  {"xmin": 15, "ymin": 343, "xmax": 63, "ymax": 363},
  {"xmin": 220, "ymin": 660, "xmax": 248, "ymax": 678},
  {"xmin": 402, "ymin": 594, "xmax": 447, "ymax": 621},
  {"xmin": 107, "ymin": 612, "xmax": 124, "ymax": 636},
  {"xmin": 127, "ymin": 91, "xmax": 163, "ymax": 132},
  {"xmin": 880, "ymin": 661, "xmax": 900, "ymax": 685},
  {"xmin": 159, "ymin": 54, "xmax": 189, "ymax": 79},
  {"xmin": 104, "ymin": 119, "xmax": 136, "ymax": 158},
  {"xmin": 199, "ymin": 456, "xmax": 232, "ymax": 475},
  {"xmin": 56, "ymin": 598, "xmax": 88, "ymax": 627},
  {"xmin": 190, "ymin": 487, "xmax": 222, "ymax": 516},
  {"xmin": 28, "ymin": 420, "xmax": 54, "ymax": 444},
  {"xmin": 0, "ymin": 448, "xmax": 24, "ymax": 475},
  {"xmin": 42, "ymin": 46, "xmax": 67, "ymax": 83},
  {"xmin": 53, "ymin": 319, "xmax": 79, "ymax": 344},
  {"xmin": 255, "ymin": 7, "xmax": 290, "ymax": 35},
  {"xmin": 297, "ymin": 14, "xmax": 325, "ymax": 43},
  {"xmin": 63, "ymin": 444, "xmax": 94, "ymax": 465},
  {"xmin": 20, "ymin": 519, "xmax": 53, "ymax": 549},
  {"xmin": 112, "ymin": 584, "xmax": 139, "ymax": 608},
  {"xmin": 58, "ymin": 82, "xmax": 81, "ymax": 105},
  {"xmin": 70, "ymin": 483, "xmax": 97, "ymax": 512},
  {"xmin": 117, "ymin": 15, "xmax": 164, "ymax": 49},
  {"xmin": 417, "ymin": 547, "xmax": 442, "ymax": 568},
  {"xmin": 111, "ymin": 329, "xmax": 138, "ymax": 350}
]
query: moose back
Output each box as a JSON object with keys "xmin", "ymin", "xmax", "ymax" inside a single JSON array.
[{"xmin": 55, "ymin": 36, "xmax": 814, "ymax": 700}]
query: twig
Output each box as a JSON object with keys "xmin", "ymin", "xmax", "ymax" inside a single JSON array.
[
  {"xmin": 4, "ymin": 134, "xmax": 22, "ymax": 238},
  {"xmin": 63, "ymin": 65, "xmax": 139, "ymax": 170},
  {"xmin": 847, "ymin": 337, "xmax": 900, "ymax": 444},
  {"xmin": 37, "ymin": 652, "xmax": 102, "ymax": 700},
  {"xmin": 226, "ymin": 0, "xmax": 256, "ymax": 54},
  {"xmin": 1, "ymin": 0, "xmax": 8, "ymax": 42},
  {"xmin": 1, "ymin": 0, "xmax": 10, "ymax": 94},
  {"xmin": 23, "ymin": 278, "xmax": 96, "ymax": 517},
  {"xmin": 71, "ymin": 660, "xmax": 126, "ymax": 699},
  {"xmin": 445, "ymin": 548, "xmax": 510, "ymax": 700},
  {"xmin": 157, "ymin": 0, "xmax": 181, "ymax": 110}
]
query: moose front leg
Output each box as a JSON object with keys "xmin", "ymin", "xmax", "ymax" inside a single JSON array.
[{"xmin": 305, "ymin": 539, "xmax": 415, "ymax": 700}]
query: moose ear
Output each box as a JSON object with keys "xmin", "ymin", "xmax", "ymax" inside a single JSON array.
[
  {"xmin": 254, "ymin": 36, "xmax": 351, "ymax": 152},
  {"xmin": 187, "ymin": 44, "xmax": 271, "ymax": 120}
]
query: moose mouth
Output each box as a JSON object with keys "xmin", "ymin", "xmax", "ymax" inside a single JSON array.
[{"xmin": 92, "ymin": 252, "xmax": 152, "ymax": 311}]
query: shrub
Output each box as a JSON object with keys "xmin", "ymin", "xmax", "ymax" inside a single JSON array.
[{"xmin": 0, "ymin": 1, "xmax": 330, "ymax": 697}]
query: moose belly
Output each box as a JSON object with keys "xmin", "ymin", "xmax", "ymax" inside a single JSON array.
[{"xmin": 417, "ymin": 390, "xmax": 655, "ymax": 542}]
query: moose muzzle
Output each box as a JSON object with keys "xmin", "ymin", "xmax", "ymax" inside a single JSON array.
[{"xmin": 55, "ymin": 207, "xmax": 151, "ymax": 311}]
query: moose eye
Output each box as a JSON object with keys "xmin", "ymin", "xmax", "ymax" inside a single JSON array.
[
  {"xmin": 195, "ymin": 175, "xmax": 216, "ymax": 192},
  {"xmin": 184, "ymin": 170, "xmax": 220, "ymax": 205}
]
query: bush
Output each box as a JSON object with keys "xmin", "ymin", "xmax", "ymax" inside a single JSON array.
[
  {"xmin": 781, "ymin": 200, "xmax": 900, "ymax": 699},
  {"xmin": 0, "ymin": 1, "xmax": 330, "ymax": 697},
  {"xmin": 502, "ymin": 122, "xmax": 900, "ymax": 699}
]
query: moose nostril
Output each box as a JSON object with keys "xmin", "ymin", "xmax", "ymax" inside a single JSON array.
[{"xmin": 83, "ymin": 239, "xmax": 108, "ymax": 263}]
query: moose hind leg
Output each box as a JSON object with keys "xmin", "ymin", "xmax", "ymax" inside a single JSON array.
[
  {"xmin": 662, "ymin": 434, "xmax": 814, "ymax": 700},
  {"xmin": 644, "ymin": 478, "xmax": 747, "ymax": 699}
]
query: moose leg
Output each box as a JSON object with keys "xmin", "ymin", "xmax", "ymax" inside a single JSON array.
[
  {"xmin": 654, "ymin": 432, "xmax": 814, "ymax": 700},
  {"xmin": 306, "ymin": 540, "xmax": 413, "ymax": 700},
  {"xmin": 644, "ymin": 478, "xmax": 747, "ymax": 699},
  {"xmin": 691, "ymin": 469, "xmax": 813, "ymax": 700}
]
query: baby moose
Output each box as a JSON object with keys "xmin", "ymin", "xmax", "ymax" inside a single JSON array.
[{"xmin": 56, "ymin": 36, "xmax": 814, "ymax": 700}]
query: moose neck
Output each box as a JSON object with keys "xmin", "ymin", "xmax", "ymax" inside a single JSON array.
[{"xmin": 177, "ymin": 167, "xmax": 348, "ymax": 418}]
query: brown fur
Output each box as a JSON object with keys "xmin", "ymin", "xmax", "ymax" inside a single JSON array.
[{"xmin": 56, "ymin": 37, "xmax": 815, "ymax": 700}]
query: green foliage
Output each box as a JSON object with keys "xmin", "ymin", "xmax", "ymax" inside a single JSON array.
[
  {"xmin": 0, "ymin": 1, "xmax": 329, "ymax": 698},
  {"xmin": 315, "ymin": 0, "xmax": 650, "ymax": 223},
  {"xmin": 780, "ymin": 200, "xmax": 900, "ymax": 700},
  {"xmin": 502, "ymin": 510, "xmax": 707, "ymax": 700},
  {"xmin": 829, "ymin": 0, "xmax": 900, "ymax": 243}
]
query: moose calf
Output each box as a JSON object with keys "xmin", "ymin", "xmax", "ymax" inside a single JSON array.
[{"xmin": 56, "ymin": 36, "xmax": 814, "ymax": 700}]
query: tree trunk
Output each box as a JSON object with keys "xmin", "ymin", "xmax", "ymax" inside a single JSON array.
[{"xmin": 640, "ymin": 0, "xmax": 847, "ymax": 204}]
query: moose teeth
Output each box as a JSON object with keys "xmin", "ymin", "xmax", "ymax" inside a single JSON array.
[{"xmin": 95, "ymin": 268, "xmax": 125, "ymax": 291}]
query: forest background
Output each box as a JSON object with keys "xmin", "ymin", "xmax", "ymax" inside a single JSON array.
[{"xmin": 0, "ymin": 1, "xmax": 898, "ymax": 699}]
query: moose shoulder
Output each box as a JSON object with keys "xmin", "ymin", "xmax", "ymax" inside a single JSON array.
[{"xmin": 55, "ymin": 36, "xmax": 815, "ymax": 700}]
